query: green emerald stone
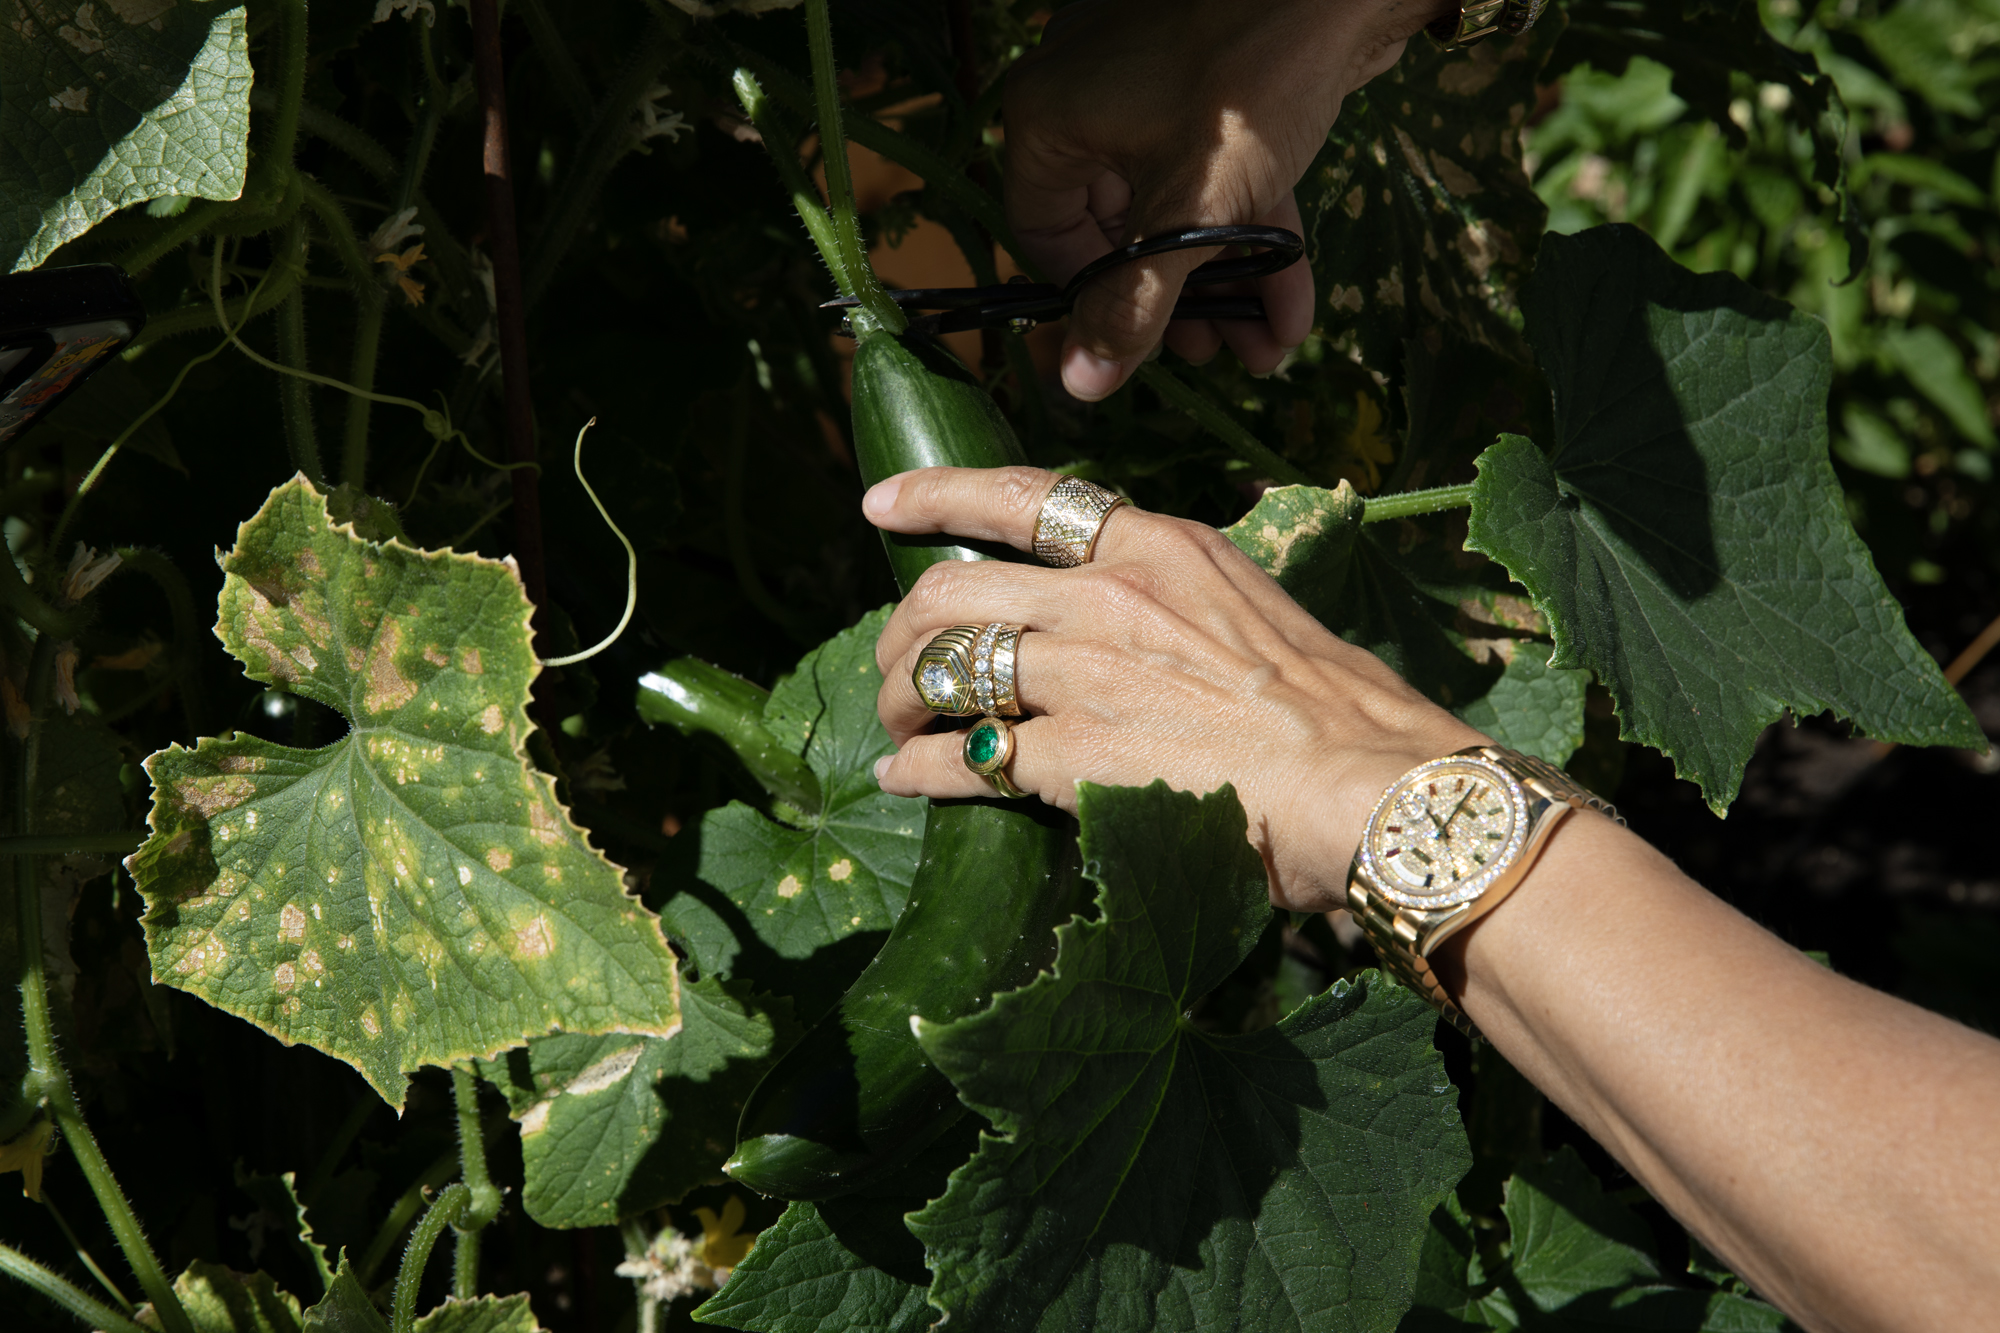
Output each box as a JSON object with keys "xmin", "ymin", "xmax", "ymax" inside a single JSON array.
[{"xmin": 966, "ymin": 722, "xmax": 1001, "ymax": 766}]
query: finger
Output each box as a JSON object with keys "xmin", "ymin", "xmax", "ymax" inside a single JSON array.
[
  {"xmin": 874, "ymin": 717, "xmax": 1074, "ymax": 809},
  {"xmin": 1164, "ymin": 317, "xmax": 1224, "ymax": 366},
  {"xmin": 880, "ymin": 627, "xmax": 1073, "ymax": 744},
  {"xmin": 862, "ymin": 465, "xmax": 1151, "ymax": 558},
  {"xmin": 1061, "ymin": 243, "xmax": 1218, "ymax": 401}
]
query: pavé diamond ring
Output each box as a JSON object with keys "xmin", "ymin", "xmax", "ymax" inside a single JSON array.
[
  {"xmin": 962, "ymin": 716, "xmax": 1027, "ymax": 798},
  {"xmin": 1032, "ymin": 476, "xmax": 1125, "ymax": 568}
]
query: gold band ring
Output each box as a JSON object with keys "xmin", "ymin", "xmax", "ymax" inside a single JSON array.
[
  {"xmin": 1032, "ymin": 476, "xmax": 1126, "ymax": 568},
  {"xmin": 914, "ymin": 622, "xmax": 1025, "ymax": 718},
  {"xmin": 963, "ymin": 716, "xmax": 1027, "ymax": 798}
]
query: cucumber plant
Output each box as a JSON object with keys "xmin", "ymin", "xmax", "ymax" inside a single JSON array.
[{"xmin": 0, "ymin": 1, "xmax": 1985, "ymax": 1332}]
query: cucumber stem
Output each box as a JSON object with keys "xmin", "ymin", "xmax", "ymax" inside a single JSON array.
[
  {"xmin": 1136, "ymin": 365, "xmax": 1312, "ymax": 487},
  {"xmin": 1360, "ymin": 482, "xmax": 1477, "ymax": 523},
  {"xmin": 803, "ymin": 0, "xmax": 904, "ymax": 335}
]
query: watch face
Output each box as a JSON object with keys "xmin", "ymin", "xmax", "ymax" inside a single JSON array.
[{"xmin": 1358, "ymin": 757, "xmax": 1530, "ymax": 909}]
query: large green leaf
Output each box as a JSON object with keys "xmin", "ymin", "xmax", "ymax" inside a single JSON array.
[
  {"xmin": 478, "ymin": 977, "xmax": 796, "ymax": 1228},
  {"xmin": 1224, "ymin": 484, "xmax": 1585, "ymax": 764},
  {"xmin": 907, "ymin": 782, "xmax": 1469, "ymax": 1332},
  {"xmin": 139, "ymin": 1260, "xmax": 303, "ymax": 1333},
  {"xmin": 667, "ymin": 607, "xmax": 927, "ymax": 1021},
  {"xmin": 1464, "ymin": 226, "xmax": 1983, "ymax": 811},
  {"xmin": 1301, "ymin": 25, "xmax": 1561, "ymax": 374},
  {"xmin": 1, "ymin": 0, "xmax": 251, "ymax": 272},
  {"xmin": 1400, "ymin": 1151, "xmax": 1799, "ymax": 1330},
  {"xmin": 129, "ymin": 478, "xmax": 681, "ymax": 1107}
]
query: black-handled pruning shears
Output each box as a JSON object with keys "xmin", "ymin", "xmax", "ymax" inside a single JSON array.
[{"xmin": 822, "ymin": 224, "xmax": 1304, "ymax": 338}]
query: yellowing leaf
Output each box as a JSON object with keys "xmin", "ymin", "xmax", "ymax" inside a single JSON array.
[
  {"xmin": 129, "ymin": 477, "xmax": 681, "ymax": 1107},
  {"xmin": 0, "ymin": 1118, "xmax": 51, "ymax": 1200}
]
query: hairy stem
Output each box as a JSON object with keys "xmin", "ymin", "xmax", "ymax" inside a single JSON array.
[
  {"xmin": 42, "ymin": 1193, "xmax": 133, "ymax": 1312},
  {"xmin": 0, "ymin": 549, "xmax": 81, "ymax": 641},
  {"xmin": 341, "ymin": 290, "xmax": 387, "ymax": 489},
  {"xmin": 1135, "ymin": 365, "xmax": 1312, "ymax": 487},
  {"xmin": 1360, "ymin": 482, "xmax": 1477, "ymax": 523},
  {"xmin": 264, "ymin": 0, "xmax": 309, "ymax": 171},
  {"xmin": 450, "ymin": 1068, "xmax": 500, "ymax": 1299},
  {"xmin": 11, "ymin": 633, "xmax": 192, "ymax": 1333},
  {"xmin": 358, "ymin": 1150, "xmax": 458, "ymax": 1287},
  {"xmin": 803, "ymin": 0, "xmax": 903, "ymax": 334},
  {"xmin": 0, "ymin": 1243, "xmax": 149, "ymax": 1333},
  {"xmin": 734, "ymin": 71, "xmax": 845, "ymax": 273},
  {"xmin": 112, "ymin": 199, "xmax": 235, "ymax": 278},
  {"xmin": 393, "ymin": 1183, "xmax": 470, "ymax": 1333},
  {"xmin": 519, "ymin": 0, "xmax": 596, "ymax": 128}
]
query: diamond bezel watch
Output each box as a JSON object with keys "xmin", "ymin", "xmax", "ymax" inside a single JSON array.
[{"xmin": 1345, "ymin": 744, "xmax": 1620, "ymax": 1039}]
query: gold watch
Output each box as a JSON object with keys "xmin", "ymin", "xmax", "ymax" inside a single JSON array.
[
  {"xmin": 1345, "ymin": 744, "xmax": 1619, "ymax": 1039},
  {"xmin": 1427, "ymin": 0, "xmax": 1550, "ymax": 50}
]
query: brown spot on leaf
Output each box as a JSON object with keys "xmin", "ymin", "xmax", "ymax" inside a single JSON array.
[
  {"xmin": 513, "ymin": 915, "xmax": 554, "ymax": 959},
  {"xmin": 486, "ymin": 848, "xmax": 513, "ymax": 873},
  {"xmin": 363, "ymin": 620, "xmax": 418, "ymax": 714},
  {"xmin": 528, "ymin": 803, "xmax": 561, "ymax": 847},
  {"xmin": 459, "ymin": 647, "xmax": 483, "ymax": 674},
  {"xmin": 480, "ymin": 705, "xmax": 504, "ymax": 734},
  {"xmin": 174, "ymin": 774, "xmax": 255, "ymax": 819},
  {"xmin": 280, "ymin": 902, "xmax": 306, "ymax": 943},
  {"xmin": 423, "ymin": 644, "xmax": 449, "ymax": 667},
  {"xmin": 274, "ymin": 963, "xmax": 296, "ymax": 994}
]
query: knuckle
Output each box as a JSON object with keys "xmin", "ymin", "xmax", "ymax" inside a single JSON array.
[
  {"xmin": 904, "ymin": 562, "xmax": 967, "ymax": 618},
  {"xmin": 991, "ymin": 467, "xmax": 1055, "ymax": 525}
]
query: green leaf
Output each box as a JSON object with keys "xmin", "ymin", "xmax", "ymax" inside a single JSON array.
[
  {"xmin": 413, "ymin": 1295, "xmax": 546, "ymax": 1333},
  {"xmin": 692, "ymin": 1200, "xmax": 936, "ymax": 1333},
  {"xmin": 1397, "ymin": 1197, "xmax": 1507, "ymax": 1331},
  {"xmin": 478, "ymin": 977, "xmax": 797, "ymax": 1229},
  {"xmin": 695, "ymin": 1115, "xmax": 983, "ymax": 1332},
  {"xmin": 1464, "ymin": 226, "xmax": 1983, "ymax": 811},
  {"xmin": 129, "ymin": 477, "xmax": 681, "ymax": 1107},
  {"xmin": 1302, "ymin": 26, "xmax": 1561, "ymax": 373},
  {"xmin": 671, "ymin": 607, "xmax": 926, "ymax": 1021},
  {"xmin": 1858, "ymin": 0, "xmax": 2000, "ymax": 118},
  {"xmin": 300, "ymin": 1261, "xmax": 388, "ymax": 1333},
  {"xmin": 1853, "ymin": 153, "xmax": 1988, "ymax": 208},
  {"xmin": 1497, "ymin": 1149, "xmax": 1797, "ymax": 1330},
  {"xmin": 1880, "ymin": 325, "xmax": 1997, "ymax": 450},
  {"xmin": 140, "ymin": 1260, "xmax": 303, "ymax": 1333},
  {"xmin": 1, "ymin": 0, "xmax": 251, "ymax": 272},
  {"xmin": 908, "ymin": 782, "xmax": 1470, "ymax": 1333},
  {"xmin": 1222, "ymin": 484, "xmax": 1585, "ymax": 764}
]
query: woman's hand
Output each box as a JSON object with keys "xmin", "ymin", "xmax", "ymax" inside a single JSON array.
[
  {"xmin": 1004, "ymin": 0, "xmax": 1452, "ymax": 402},
  {"xmin": 865, "ymin": 465, "xmax": 1485, "ymax": 911}
]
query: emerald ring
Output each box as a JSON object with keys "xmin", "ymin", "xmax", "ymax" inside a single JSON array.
[{"xmin": 962, "ymin": 716, "xmax": 1027, "ymax": 798}]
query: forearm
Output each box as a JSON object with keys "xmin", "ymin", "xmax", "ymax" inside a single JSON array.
[{"xmin": 1437, "ymin": 813, "xmax": 2000, "ymax": 1332}]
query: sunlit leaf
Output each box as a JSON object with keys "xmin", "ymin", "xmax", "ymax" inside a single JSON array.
[
  {"xmin": 139, "ymin": 1260, "xmax": 303, "ymax": 1333},
  {"xmin": 129, "ymin": 478, "xmax": 681, "ymax": 1107},
  {"xmin": 413, "ymin": 1295, "xmax": 547, "ymax": 1333},
  {"xmin": 1465, "ymin": 226, "xmax": 1983, "ymax": 811},
  {"xmin": 1, "ymin": 0, "xmax": 251, "ymax": 271}
]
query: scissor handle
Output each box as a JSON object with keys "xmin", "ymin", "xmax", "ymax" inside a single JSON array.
[{"xmin": 1062, "ymin": 225, "xmax": 1304, "ymax": 301}]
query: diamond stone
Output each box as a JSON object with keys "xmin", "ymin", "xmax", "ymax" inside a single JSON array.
[{"xmin": 919, "ymin": 662, "xmax": 959, "ymax": 706}]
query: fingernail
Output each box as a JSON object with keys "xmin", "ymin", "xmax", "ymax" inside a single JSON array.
[
  {"xmin": 862, "ymin": 477, "xmax": 901, "ymax": 522},
  {"xmin": 873, "ymin": 755, "xmax": 893, "ymax": 782},
  {"xmin": 1062, "ymin": 346, "xmax": 1122, "ymax": 402}
]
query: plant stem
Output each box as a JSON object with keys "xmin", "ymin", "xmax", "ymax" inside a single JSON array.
[
  {"xmin": 10, "ymin": 633, "xmax": 193, "ymax": 1333},
  {"xmin": 1135, "ymin": 365, "xmax": 1312, "ymax": 487},
  {"xmin": 42, "ymin": 1192, "xmax": 133, "ymax": 1312},
  {"xmin": 341, "ymin": 289, "xmax": 386, "ymax": 489},
  {"xmin": 264, "ymin": 0, "xmax": 309, "ymax": 172},
  {"xmin": 0, "ymin": 549, "xmax": 82, "ymax": 641},
  {"xmin": 358, "ymin": 1149, "xmax": 458, "ymax": 1286},
  {"xmin": 112, "ymin": 199, "xmax": 235, "ymax": 278},
  {"xmin": 110, "ymin": 548, "xmax": 206, "ymax": 739},
  {"xmin": 620, "ymin": 1218, "xmax": 659, "ymax": 1333},
  {"xmin": 272, "ymin": 223, "xmax": 325, "ymax": 485},
  {"xmin": 518, "ymin": 0, "xmax": 596, "ymax": 129},
  {"xmin": 449, "ymin": 1068, "xmax": 500, "ymax": 1299},
  {"xmin": 0, "ymin": 833, "xmax": 140, "ymax": 857},
  {"xmin": 1360, "ymin": 483, "xmax": 1477, "ymax": 524},
  {"xmin": 635, "ymin": 658, "xmax": 821, "ymax": 815},
  {"xmin": 129, "ymin": 252, "xmax": 301, "ymax": 348},
  {"xmin": 734, "ymin": 71, "xmax": 846, "ymax": 273},
  {"xmin": 469, "ymin": 0, "xmax": 550, "ymax": 652},
  {"xmin": 803, "ymin": 0, "xmax": 903, "ymax": 334},
  {"xmin": 0, "ymin": 1242, "xmax": 150, "ymax": 1333},
  {"xmin": 393, "ymin": 1183, "xmax": 470, "ymax": 1333}
]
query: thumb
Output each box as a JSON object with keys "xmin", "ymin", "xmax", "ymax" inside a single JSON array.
[{"xmin": 1061, "ymin": 239, "xmax": 1217, "ymax": 402}]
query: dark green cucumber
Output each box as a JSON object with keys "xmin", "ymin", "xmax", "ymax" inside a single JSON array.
[
  {"xmin": 847, "ymin": 329, "xmax": 1030, "ymax": 588},
  {"xmin": 726, "ymin": 330, "xmax": 1076, "ymax": 1200}
]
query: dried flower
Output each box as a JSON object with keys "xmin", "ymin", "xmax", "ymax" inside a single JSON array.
[
  {"xmin": 368, "ymin": 206, "xmax": 425, "ymax": 254},
  {"xmin": 375, "ymin": 243, "xmax": 428, "ymax": 306},
  {"xmin": 59, "ymin": 543, "xmax": 121, "ymax": 605},
  {"xmin": 635, "ymin": 85, "xmax": 690, "ymax": 145}
]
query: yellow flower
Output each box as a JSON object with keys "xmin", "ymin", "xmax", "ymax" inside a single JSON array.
[
  {"xmin": 374, "ymin": 243, "xmax": 428, "ymax": 306},
  {"xmin": 1336, "ymin": 391, "xmax": 1396, "ymax": 492},
  {"xmin": 694, "ymin": 1195, "xmax": 756, "ymax": 1274},
  {"xmin": 0, "ymin": 1119, "xmax": 54, "ymax": 1201}
]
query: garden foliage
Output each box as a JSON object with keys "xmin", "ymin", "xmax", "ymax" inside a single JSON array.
[{"xmin": 0, "ymin": 0, "xmax": 1987, "ymax": 1330}]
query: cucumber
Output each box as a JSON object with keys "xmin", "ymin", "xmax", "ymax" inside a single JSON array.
[{"xmin": 725, "ymin": 331, "xmax": 1080, "ymax": 1200}]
